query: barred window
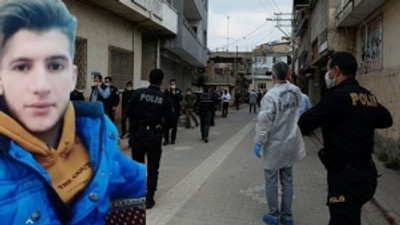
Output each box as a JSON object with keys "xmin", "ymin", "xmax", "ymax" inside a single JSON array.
[
  {"xmin": 74, "ymin": 37, "xmax": 87, "ymax": 90},
  {"xmin": 109, "ymin": 46, "xmax": 134, "ymax": 89}
]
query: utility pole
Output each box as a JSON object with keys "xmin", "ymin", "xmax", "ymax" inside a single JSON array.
[
  {"xmin": 266, "ymin": 12, "xmax": 298, "ymax": 46},
  {"xmin": 227, "ymin": 16, "xmax": 230, "ymax": 51},
  {"xmin": 235, "ymin": 46, "xmax": 238, "ymax": 75}
]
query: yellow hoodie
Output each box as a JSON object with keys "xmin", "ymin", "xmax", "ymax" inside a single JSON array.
[{"xmin": 0, "ymin": 103, "xmax": 93, "ymax": 203}]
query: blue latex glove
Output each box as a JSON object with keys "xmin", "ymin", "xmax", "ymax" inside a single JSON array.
[{"xmin": 253, "ymin": 143, "xmax": 262, "ymax": 158}]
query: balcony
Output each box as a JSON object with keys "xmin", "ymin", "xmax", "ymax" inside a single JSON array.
[
  {"xmin": 192, "ymin": 74, "xmax": 236, "ymax": 86},
  {"xmin": 336, "ymin": 0, "xmax": 386, "ymax": 27},
  {"xmin": 81, "ymin": 0, "xmax": 178, "ymax": 35},
  {"xmin": 295, "ymin": 17, "xmax": 308, "ymax": 37},
  {"xmin": 184, "ymin": 0, "xmax": 202, "ymax": 20},
  {"xmin": 163, "ymin": 16, "xmax": 207, "ymax": 67}
]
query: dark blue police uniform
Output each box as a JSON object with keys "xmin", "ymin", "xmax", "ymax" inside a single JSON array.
[
  {"xmin": 127, "ymin": 85, "xmax": 173, "ymax": 206},
  {"xmin": 299, "ymin": 78, "xmax": 392, "ymax": 225}
]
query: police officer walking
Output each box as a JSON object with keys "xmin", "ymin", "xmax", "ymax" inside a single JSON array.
[
  {"xmin": 298, "ymin": 51, "xmax": 393, "ymax": 225},
  {"xmin": 127, "ymin": 68, "xmax": 173, "ymax": 209},
  {"xmin": 196, "ymin": 88, "xmax": 216, "ymax": 143}
]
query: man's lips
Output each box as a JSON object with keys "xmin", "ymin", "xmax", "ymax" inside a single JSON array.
[
  {"xmin": 27, "ymin": 103, "xmax": 55, "ymax": 108},
  {"xmin": 26, "ymin": 103, "xmax": 56, "ymax": 113}
]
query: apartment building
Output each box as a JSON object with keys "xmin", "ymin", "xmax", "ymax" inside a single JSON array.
[{"xmin": 292, "ymin": 0, "xmax": 399, "ymax": 160}]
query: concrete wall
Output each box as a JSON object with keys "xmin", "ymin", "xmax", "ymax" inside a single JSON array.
[
  {"xmin": 65, "ymin": 0, "xmax": 135, "ymax": 96},
  {"xmin": 141, "ymin": 35, "xmax": 157, "ymax": 81},
  {"xmin": 354, "ymin": 0, "xmax": 400, "ymax": 156},
  {"xmin": 160, "ymin": 57, "xmax": 194, "ymax": 91}
]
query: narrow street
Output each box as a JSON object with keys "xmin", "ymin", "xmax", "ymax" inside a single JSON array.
[{"xmin": 120, "ymin": 105, "xmax": 400, "ymax": 225}]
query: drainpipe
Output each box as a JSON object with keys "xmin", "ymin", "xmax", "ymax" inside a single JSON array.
[{"xmin": 156, "ymin": 38, "xmax": 161, "ymax": 68}]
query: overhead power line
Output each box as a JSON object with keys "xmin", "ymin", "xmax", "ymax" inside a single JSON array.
[
  {"xmin": 268, "ymin": 0, "xmax": 282, "ymax": 13},
  {"xmin": 259, "ymin": 0, "xmax": 274, "ymax": 16},
  {"xmin": 215, "ymin": 21, "xmax": 269, "ymax": 50}
]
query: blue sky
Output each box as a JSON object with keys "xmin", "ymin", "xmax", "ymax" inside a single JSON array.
[{"xmin": 208, "ymin": 0, "xmax": 293, "ymax": 52}]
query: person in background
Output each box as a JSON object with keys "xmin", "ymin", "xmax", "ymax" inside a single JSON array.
[
  {"xmin": 299, "ymin": 92, "xmax": 311, "ymax": 116},
  {"xmin": 104, "ymin": 76, "xmax": 120, "ymax": 122},
  {"xmin": 257, "ymin": 90, "xmax": 263, "ymax": 108},
  {"xmin": 70, "ymin": 89, "xmax": 84, "ymax": 101},
  {"xmin": 184, "ymin": 88, "xmax": 199, "ymax": 128},
  {"xmin": 221, "ymin": 89, "xmax": 231, "ymax": 118},
  {"xmin": 249, "ymin": 89, "xmax": 258, "ymax": 113},
  {"xmin": 127, "ymin": 69, "xmax": 173, "ymax": 209},
  {"xmin": 298, "ymin": 51, "xmax": 393, "ymax": 225},
  {"xmin": 210, "ymin": 89, "xmax": 219, "ymax": 126},
  {"xmin": 235, "ymin": 91, "xmax": 241, "ymax": 110},
  {"xmin": 0, "ymin": 0, "xmax": 145, "ymax": 223},
  {"xmin": 196, "ymin": 88, "xmax": 215, "ymax": 143},
  {"xmin": 254, "ymin": 62, "xmax": 306, "ymax": 225},
  {"xmin": 163, "ymin": 79, "xmax": 183, "ymax": 145},
  {"xmin": 90, "ymin": 73, "xmax": 111, "ymax": 114},
  {"xmin": 120, "ymin": 81, "xmax": 134, "ymax": 139}
]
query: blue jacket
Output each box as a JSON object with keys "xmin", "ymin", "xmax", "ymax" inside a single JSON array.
[{"xmin": 0, "ymin": 101, "xmax": 146, "ymax": 224}]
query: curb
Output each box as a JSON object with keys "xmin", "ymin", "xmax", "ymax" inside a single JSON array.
[
  {"xmin": 370, "ymin": 197, "xmax": 400, "ymax": 225},
  {"xmin": 310, "ymin": 130, "xmax": 400, "ymax": 225}
]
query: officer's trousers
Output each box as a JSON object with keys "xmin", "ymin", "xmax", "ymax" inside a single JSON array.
[
  {"xmin": 199, "ymin": 111, "xmax": 212, "ymax": 139},
  {"xmin": 222, "ymin": 102, "xmax": 229, "ymax": 117},
  {"xmin": 164, "ymin": 114, "xmax": 179, "ymax": 143},
  {"xmin": 131, "ymin": 138, "xmax": 162, "ymax": 199},
  {"xmin": 327, "ymin": 162, "xmax": 377, "ymax": 225}
]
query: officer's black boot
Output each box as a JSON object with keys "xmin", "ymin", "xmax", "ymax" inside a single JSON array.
[{"xmin": 146, "ymin": 192, "xmax": 155, "ymax": 209}]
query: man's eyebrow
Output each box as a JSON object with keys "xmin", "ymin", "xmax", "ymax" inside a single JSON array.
[
  {"xmin": 9, "ymin": 57, "xmax": 30, "ymax": 64},
  {"xmin": 46, "ymin": 55, "xmax": 70, "ymax": 62},
  {"xmin": 9, "ymin": 55, "xmax": 70, "ymax": 64}
]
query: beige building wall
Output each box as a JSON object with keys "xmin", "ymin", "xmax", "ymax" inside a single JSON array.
[
  {"xmin": 64, "ymin": 0, "xmax": 135, "ymax": 96},
  {"xmin": 354, "ymin": 0, "xmax": 400, "ymax": 155}
]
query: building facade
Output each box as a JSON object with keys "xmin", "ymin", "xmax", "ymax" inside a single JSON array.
[
  {"xmin": 161, "ymin": 0, "xmax": 209, "ymax": 90},
  {"xmin": 252, "ymin": 42, "xmax": 291, "ymax": 92},
  {"xmin": 54, "ymin": 0, "xmax": 207, "ymax": 129},
  {"xmin": 63, "ymin": 0, "xmax": 208, "ymax": 94},
  {"xmin": 292, "ymin": 0, "xmax": 399, "ymax": 161},
  {"xmin": 205, "ymin": 51, "xmax": 252, "ymax": 96}
]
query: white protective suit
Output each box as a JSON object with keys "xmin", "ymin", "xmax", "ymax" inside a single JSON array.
[{"xmin": 255, "ymin": 81, "xmax": 306, "ymax": 170}]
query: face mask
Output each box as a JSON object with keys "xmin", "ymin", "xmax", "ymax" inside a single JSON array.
[
  {"xmin": 126, "ymin": 87, "xmax": 132, "ymax": 91},
  {"xmin": 324, "ymin": 71, "xmax": 335, "ymax": 89},
  {"xmin": 170, "ymin": 85, "xmax": 176, "ymax": 89},
  {"xmin": 105, "ymin": 82, "xmax": 110, "ymax": 86}
]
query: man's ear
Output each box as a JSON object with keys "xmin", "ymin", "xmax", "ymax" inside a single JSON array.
[{"xmin": 70, "ymin": 65, "xmax": 78, "ymax": 92}]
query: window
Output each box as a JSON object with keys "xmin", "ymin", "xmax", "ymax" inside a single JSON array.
[
  {"xmin": 258, "ymin": 83, "xmax": 266, "ymax": 90},
  {"xmin": 109, "ymin": 46, "xmax": 134, "ymax": 89},
  {"xmin": 359, "ymin": 14, "xmax": 383, "ymax": 75},
  {"xmin": 74, "ymin": 37, "xmax": 87, "ymax": 90}
]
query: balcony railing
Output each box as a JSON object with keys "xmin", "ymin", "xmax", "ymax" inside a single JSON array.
[
  {"xmin": 183, "ymin": 17, "xmax": 201, "ymax": 43},
  {"xmin": 295, "ymin": 17, "xmax": 308, "ymax": 37},
  {"xmin": 336, "ymin": 0, "xmax": 386, "ymax": 27}
]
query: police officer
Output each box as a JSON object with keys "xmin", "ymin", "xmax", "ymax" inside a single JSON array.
[
  {"xmin": 127, "ymin": 68, "xmax": 173, "ymax": 209},
  {"xmin": 196, "ymin": 88, "xmax": 216, "ymax": 143},
  {"xmin": 298, "ymin": 51, "xmax": 393, "ymax": 225},
  {"xmin": 163, "ymin": 79, "xmax": 183, "ymax": 145},
  {"xmin": 104, "ymin": 76, "xmax": 120, "ymax": 122}
]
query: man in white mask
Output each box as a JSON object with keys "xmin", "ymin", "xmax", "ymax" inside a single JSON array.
[
  {"xmin": 299, "ymin": 51, "xmax": 392, "ymax": 225},
  {"xmin": 325, "ymin": 68, "xmax": 336, "ymax": 89}
]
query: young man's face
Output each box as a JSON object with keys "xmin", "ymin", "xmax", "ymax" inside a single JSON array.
[
  {"xmin": 0, "ymin": 29, "xmax": 77, "ymax": 133},
  {"xmin": 105, "ymin": 78, "xmax": 111, "ymax": 86}
]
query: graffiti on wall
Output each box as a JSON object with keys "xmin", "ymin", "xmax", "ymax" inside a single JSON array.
[{"xmin": 360, "ymin": 14, "xmax": 383, "ymax": 75}]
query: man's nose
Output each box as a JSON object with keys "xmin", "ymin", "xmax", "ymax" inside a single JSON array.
[{"xmin": 30, "ymin": 66, "xmax": 51, "ymax": 95}]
